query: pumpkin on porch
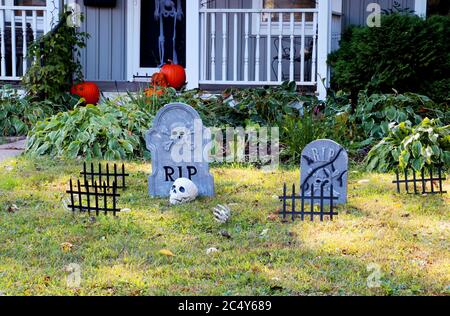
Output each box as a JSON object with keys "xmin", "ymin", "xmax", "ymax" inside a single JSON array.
[
  {"xmin": 160, "ymin": 60, "xmax": 186, "ymax": 90},
  {"xmin": 70, "ymin": 82, "xmax": 100, "ymax": 105},
  {"xmin": 151, "ymin": 72, "xmax": 169, "ymax": 88}
]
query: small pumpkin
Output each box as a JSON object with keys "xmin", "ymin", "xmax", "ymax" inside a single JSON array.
[
  {"xmin": 160, "ymin": 60, "xmax": 186, "ymax": 90},
  {"xmin": 151, "ymin": 72, "xmax": 169, "ymax": 88},
  {"xmin": 70, "ymin": 82, "xmax": 100, "ymax": 105}
]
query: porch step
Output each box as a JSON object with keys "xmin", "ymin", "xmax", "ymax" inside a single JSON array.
[
  {"xmin": 96, "ymin": 81, "xmax": 149, "ymax": 92},
  {"xmin": 199, "ymin": 84, "xmax": 317, "ymax": 95}
]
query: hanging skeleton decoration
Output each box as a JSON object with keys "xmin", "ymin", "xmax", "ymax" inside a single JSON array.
[{"xmin": 154, "ymin": 0, "xmax": 184, "ymax": 67}]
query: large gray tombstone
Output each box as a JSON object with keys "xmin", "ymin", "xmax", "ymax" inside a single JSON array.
[
  {"xmin": 145, "ymin": 103, "xmax": 214, "ymax": 197},
  {"xmin": 300, "ymin": 140, "xmax": 348, "ymax": 204}
]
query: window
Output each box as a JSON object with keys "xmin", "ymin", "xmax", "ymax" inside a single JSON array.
[
  {"xmin": 261, "ymin": 0, "xmax": 316, "ymax": 22},
  {"xmin": 13, "ymin": 0, "xmax": 46, "ymax": 16},
  {"xmin": 14, "ymin": 0, "xmax": 46, "ymax": 5},
  {"xmin": 427, "ymin": 0, "xmax": 450, "ymax": 16},
  {"xmin": 251, "ymin": 0, "xmax": 317, "ymax": 35}
]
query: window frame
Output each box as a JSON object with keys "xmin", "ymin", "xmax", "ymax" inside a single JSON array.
[
  {"xmin": 251, "ymin": 0, "xmax": 317, "ymax": 36},
  {"xmin": 12, "ymin": 0, "xmax": 46, "ymax": 16},
  {"xmin": 2, "ymin": 0, "xmax": 57, "ymax": 32}
]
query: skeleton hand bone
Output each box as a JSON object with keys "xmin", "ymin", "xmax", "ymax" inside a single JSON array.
[{"xmin": 213, "ymin": 205, "xmax": 231, "ymax": 224}]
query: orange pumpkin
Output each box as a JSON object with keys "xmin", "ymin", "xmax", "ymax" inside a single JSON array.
[
  {"xmin": 160, "ymin": 60, "xmax": 186, "ymax": 90},
  {"xmin": 70, "ymin": 82, "xmax": 100, "ymax": 105},
  {"xmin": 151, "ymin": 72, "xmax": 169, "ymax": 88}
]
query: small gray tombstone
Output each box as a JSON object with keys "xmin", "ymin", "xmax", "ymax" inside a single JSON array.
[
  {"xmin": 300, "ymin": 139, "xmax": 348, "ymax": 204},
  {"xmin": 145, "ymin": 103, "xmax": 214, "ymax": 197}
]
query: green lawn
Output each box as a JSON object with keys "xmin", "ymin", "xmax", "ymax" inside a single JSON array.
[{"xmin": 0, "ymin": 156, "xmax": 448, "ymax": 296}]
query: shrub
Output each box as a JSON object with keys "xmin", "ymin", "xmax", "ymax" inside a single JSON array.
[
  {"xmin": 22, "ymin": 11, "xmax": 88, "ymax": 103},
  {"xmin": 26, "ymin": 82, "xmax": 325, "ymax": 163},
  {"xmin": 219, "ymin": 81, "xmax": 310, "ymax": 126},
  {"xmin": 366, "ymin": 118, "xmax": 449, "ymax": 172},
  {"xmin": 182, "ymin": 82, "xmax": 314, "ymax": 128},
  {"xmin": 352, "ymin": 92, "xmax": 447, "ymax": 141},
  {"xmin": 26, "ymin": 98, "xmax": 154, "ymax": 160},
  {"xmin": 328, "ymin": 13, "xmax": 450, "ymax": 104},
  {"xmin": 0, "ymin": 85, "xmax": 58, "ymax": 137},
  {"xmin": 280, "ymin": 112, "xmax": 321, "ymax": 163}
]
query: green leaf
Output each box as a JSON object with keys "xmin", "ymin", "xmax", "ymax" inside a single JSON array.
[
  {"xmin": 104, "ymin": 150, "xmax": 116, "ymax": 161},
  {"xmin": 92, "ymin": 143, "xmax": 103, "ymax": 158},
  {"xmin": 367, "ymin": 156, "xmax": 379, "ymax": 171},
  {"xmin": 423, "ymin": 146, "xmax": 434, "ymax": 164},
  {"xmin": 411, "ymin": 157, "xmax": 425, "ymax": 171},
  {"xmin": 411, "ymin": 141, "xmax": 422, "ymax": 158},
  {"xmin": 67, "ymin": 141, "xmax": 81, "ymax": 158},
  {"xmin": 399, "ymin": 150, "xmax": 410, "ymax": 170}
]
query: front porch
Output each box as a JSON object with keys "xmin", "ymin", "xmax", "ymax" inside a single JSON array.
[{"xmin": 0, "ymin": 0, "xmax": 341, "ymax": 99}]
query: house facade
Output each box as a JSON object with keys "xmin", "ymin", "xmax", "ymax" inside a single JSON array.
[{"xmin": 0, "ymin": 0, "xmax": 427, "ymax": 99}]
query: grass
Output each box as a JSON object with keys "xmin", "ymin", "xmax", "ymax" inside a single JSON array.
[{"xmin": 0, "ymin": 156, "xmax": 448, "ymax": 296}]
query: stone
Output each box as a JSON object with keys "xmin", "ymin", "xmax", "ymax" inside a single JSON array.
[
  {"xmin": 145, "ymin": 103, "xmax": 214, "ymax": 197},
  {"xmin": 206, "ymin": 247, "xmax": 219, "ymax": 255},
  {"xmin": 300, "ymin": 139, "xmax": 348, "ymax": 205}
]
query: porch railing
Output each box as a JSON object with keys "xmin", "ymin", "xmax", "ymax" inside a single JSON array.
[
  {"xmin": 199, "ymin": 8, "xmax": 319, "ymax": 87},
  {"xmin": 0, "ymin": 5, "xmax": 52, "ymax": 80}
]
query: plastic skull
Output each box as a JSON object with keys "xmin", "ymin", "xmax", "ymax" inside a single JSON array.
[
  {"xmin": 170, "ymin": 126, "xmax": 190, "ymax": 144},
  {"xmin": 169, "ymin": 178, "xmax": 199, "ymax": 205}
]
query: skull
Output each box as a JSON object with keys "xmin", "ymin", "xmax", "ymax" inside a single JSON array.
[
  {"xmin": 170, "ymin": 126, "xmax": 190, "ymax": 144},
  {"xmin": 169, "ymin": 178, "xmax": 199, "ymax": 205}
]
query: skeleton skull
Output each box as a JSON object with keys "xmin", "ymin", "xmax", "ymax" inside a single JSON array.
[
  {"xmin": 169, "ymin": 178, "xmax": 199, "ymax": 205},
  {"xmin": 170, "ymin": 126, "xmax": 190, "ymax": 144}
]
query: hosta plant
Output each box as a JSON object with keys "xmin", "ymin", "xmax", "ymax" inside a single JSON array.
[
  {"xmin": 366, "ymin": 118, "xmax": 449, "ymax": 172},
  {"xmin": 353, "ymin": 92, "xmax": 445, "ymax": 141},
  {"xmin": 26, "ymin": 99, "xmax": 154, "ymax": 160},
  {"xmin": 0, "ymin": 85, "xmax": 54, "ymax": 136}
]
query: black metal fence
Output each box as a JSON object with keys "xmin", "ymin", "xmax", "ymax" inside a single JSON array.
[
  {"xmin": 66, "ymin": 179, "xmax": 121, "ymax": 216},
  {"xmin": 81, "ymin": 162, "xmax": 129, "ymax": 189},
  {"xmin": 393, "ymin": 167, "xmax": 447, "ymax": 194},
  {"xmin": 279, "ymin": 183, "xmax": 339, "ymax": 222},
  {"xmin": 65, "ymin": 162, "xmax": 129, "ymax": 216}
]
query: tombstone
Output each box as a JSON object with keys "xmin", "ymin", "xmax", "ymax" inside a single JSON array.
[
  {"xmin": 145, "ymin": 103, "xmax": 214, "ymax": 197},
  {"xmin": 300, "ymin": 139, "xmax": 348, "ymax": 204}
]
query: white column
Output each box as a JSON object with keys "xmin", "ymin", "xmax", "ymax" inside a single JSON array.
[
  {"xmin": 221, "ymin": 13, "xmax": 227, "ymax": 81},
  {"xmin": 316, "ymin": 0, "xmax": 331, "ymax": 100},
  {"xmin": 255, "ymin": 13, "xmax": 261, "ymax": 82},
  {"xmin": 0, "ymin": 9, "xmax": 5, "ymax": 78},
  {"xmin": 21, "ymin": 11, "xmax": 27, "ymax": 75},
  {"xmin": 59, "ymin": 0, "xmax": 66, "ymax": 14},
  {"xmin": 126, "ymin": 0, "xmax": 136, "ymax": 81},
  {"xmin": 414, "ymin": 0, "xmax": 427, "ymax": 18},
  {"xmin": 244, "ymin": 12, "xmax": 249, "ymax": 81},
  {"xmin": 186, "ymin": 0, "xmax": 200, "ymax": 89},
  {"xmin": 210, "ymin": 13, "xmax": 216, "ymax": 81},
  {"xmin": 233, "ymin": 13, "xmax": 238, "ymax": 81}
]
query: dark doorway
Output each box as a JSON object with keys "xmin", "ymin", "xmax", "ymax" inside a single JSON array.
[
  {"xmin": 140, "ymin": 0, "xmax": 186, "ymax": 68},
  {"xmin": 427, "ymin": 0, "xmax": 450, "ymax": 16}
]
